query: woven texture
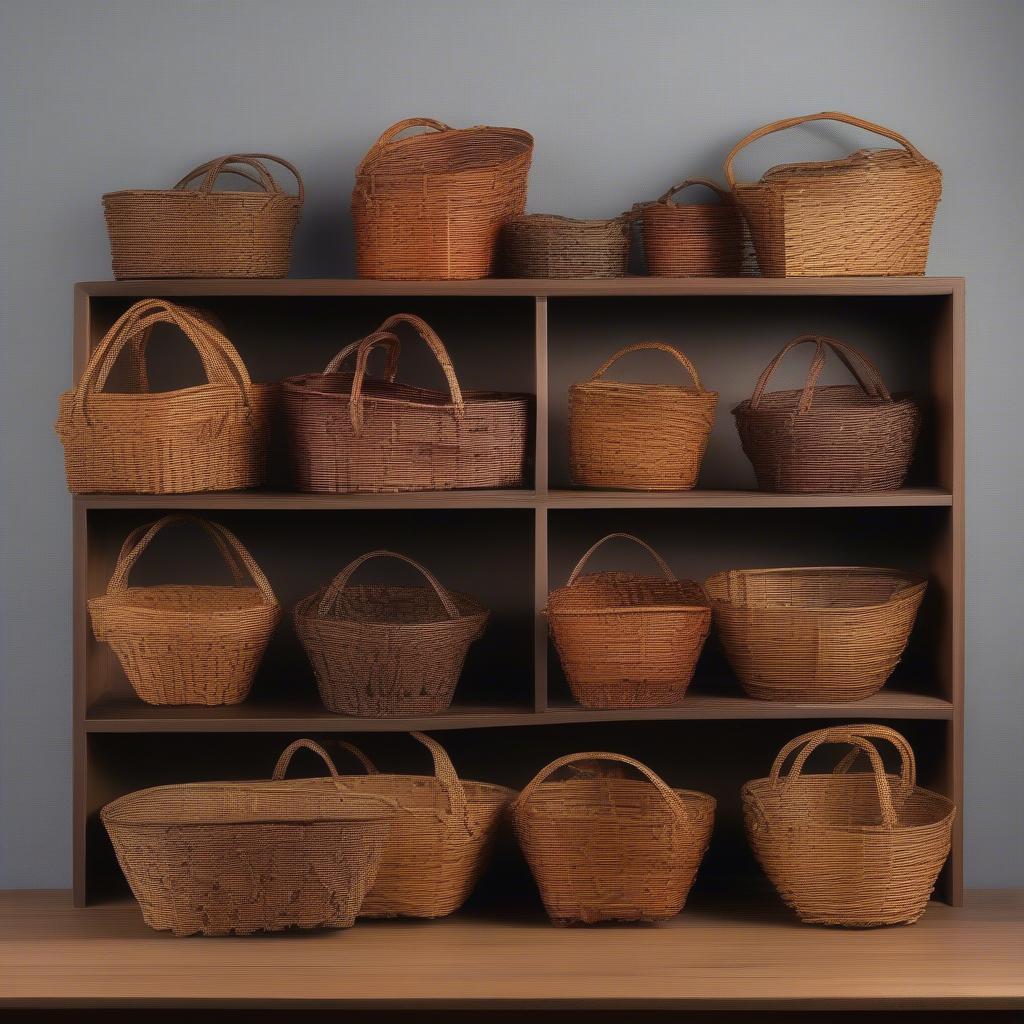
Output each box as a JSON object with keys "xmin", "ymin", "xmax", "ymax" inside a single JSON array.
[
  {"xmin": 353, "ymin": 118, "xmax": 533, "ymax": 280},
  {"xmin": 569, "ymin": 342, "xmax": 718, "ymax": 491},
  {"xmin": 548, "ymin": 534, "xmax": 711, "ymax": 709},
  {"xmin": 743, "ymin": 725, "xmax": 955, "ymax": 927},
  {"xmin": 724, "ymin": 111, "xmax": 941, "ymax": 277},
  {"xmin": 513, "ymin": 752, "xmax": 715, "ymax": 925},
  {"xmin": 733, "ymin": 334, "xmax": 920, "ymax": 493},
  {"xmin": 103, "ymin": 153, "xmax": 303, "ymax": 279},
  {"xmin": 500, "ymin": 213, "xmax": 630, "ymax": 278},
  {"xmin": 704, "ymin": 567, "xmax": 927, "ymax": 701}
]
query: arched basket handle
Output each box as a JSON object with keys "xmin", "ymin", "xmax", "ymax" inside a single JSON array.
[
  {"xmin": 588, "ymin": 342, "xmax": 707, "ymax": 392},
  {"xmin": 566, "ymin": 533, "xmax": 675, "ymax": 587}
]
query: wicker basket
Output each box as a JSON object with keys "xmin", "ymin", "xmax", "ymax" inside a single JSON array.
[
  {"xmin": 548, "ymin": 534, "xmax": 711, "ymax": 709},
  {"xmin": 352, "ymin": 118, "xmax": 533, "ymax": 280},
  {"xmin": 501, "ymin": 213, "xmax": 630, "ymax": 278},
  {"xmin": 282, "ymin": 312, "xmax": 531, "ymax": 493},
  {"xmin": 513, "ymin": 752, "xmax": 715, "ymax": 925},
  {"xmin": 704, "ymin": 567, "xmax": 927, "ymax": 701},
  {"xmin": 103, "ymin": 153, "xmax": 303, "ymax": 279},
  {"xmin": 724, "ymin": 111, "xmax": 941, "ymax": 277},
  {"xmin": 569, "ymin": 342, "xmax": 718, "ymax": 491},
  {"xmin": 743, "ymin": 725, "xmax": 955, "ymax": 926},
  {"xmin": 733, "ymin": 334, "xmax": 920, "ymax": 493}
]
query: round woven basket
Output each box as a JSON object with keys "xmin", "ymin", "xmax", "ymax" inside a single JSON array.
[
  {"xmin": 743, "ymin": 725, "xmax": 955, "ymax": 926},
  {"xmin": 501, "ymin": 213, "xmax": 630, "ymax": 278}
]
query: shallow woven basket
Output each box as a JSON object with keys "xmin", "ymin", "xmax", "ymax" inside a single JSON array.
[
  {"xmin": 548, "ymin": 534, "xmax": 711, "ymax": 709},
  {"xmin": 282, "ymin": 312, "xmax": 531, "ymax": 493},
  {"xmin": 103, "ymin": 153, "xmax": 303, "ymax": 279},
  {"xmin": 569, "ymin": 342, "xmax": 718, "ymax": 491},
  {"xmin": 733, "ymin": 334, "xmax": 920, "ymax": 493},
  {"xmin": 353, "ymin": 118, "xmax": 533, "ymax": 280},
  {"xmin": 500, "ymin": 213, "xmax": 630, "ymax": 278},
  {"xmin": 724, "ymin": 111, "xmax": 941, "ymax": 277},
  {"xmin": 513, "ymin": 752, "xmax": 715, "ymax": 925},
  {"xmin": 743, "ymin": 725, "xmax": 955, "ymax": 927},
  {"xmin": 704, "ymin": 567, "xmax": 927, "ymax": 701}
]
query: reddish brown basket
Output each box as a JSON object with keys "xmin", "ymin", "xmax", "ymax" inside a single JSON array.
[{"xmin": 501, "ymin": 213, "xmax": 630, "ymax": 278}]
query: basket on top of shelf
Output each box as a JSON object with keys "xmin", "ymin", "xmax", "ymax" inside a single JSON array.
[
  {"xmin": 724, "ymin": 111, "xmax": 941, "ymax": 277},
  {"xmin": 743, "ymin": 724, "xmax": 955, "ymax": 926},
  {"xmin": 352, "ymin": 118, "xmax": 533, "ymax": 280},
  {"xmin": 103, "ymin": 153, "xmax": 303, "ymax": 279},
  {"xmin": 500, "ymin": 213, "xmax": 631, "ymax": 278},
  {"xmin": 547, "ymin": 534, "xmax": 711, "ymax": 709}
]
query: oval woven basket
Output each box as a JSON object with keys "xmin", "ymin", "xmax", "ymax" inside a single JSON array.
[
  {"xmin": 733, "ymin": 334, "xmax": 921, "ymax": 493},
  {"xmin": 704, "ymin": 567, "xmax": 927, "ymax": 701},
  {"xmin": 500, "ymin": 213, "xmax": 630, "ymax": 278},
  {"xmin": 569, "ymin": 342, "xmax": 718, "ymax": 491},
  {"xmin": 548, "ymin": 534, "xmax": 711, "ymax": 709},
  {"xmin": 743, "ymin": 725, "xmax": 955, "ymax": 926},
  {"xmin": 724, "ymin": 111, "xmax": 941, "ymax": 277},
  {"xmin": 103, "ymin": 153, "xmax": 303, "ymax": 279},
  {"xmin": 352, "ymin": 118, "xmax": 533, "ymax": 280}
]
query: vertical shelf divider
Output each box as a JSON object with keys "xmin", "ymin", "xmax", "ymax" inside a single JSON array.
[{"xmin": 534, "ymin": 296, "xmax": 550, "ymax": 711}]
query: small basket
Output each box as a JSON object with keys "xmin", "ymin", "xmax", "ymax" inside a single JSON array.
[
  {"xmin": 103, "ymin": 153, "xmax": 303, "ymax": 279},
  {"xmin": 569, "ymin": 342, "xmax": 718, "ymax": 491},
  {"xmin": 548, "ymin": 534, "xmax": 711, "ymax": 709},
  {"xmin": 513, "ymin": 752, "xmax": 715, "ymax": 925},
  {"xmin": 703, "ymin": 567, "xmax": 927, "ymax": 701},
  {"xmin": 733, "ymin": 334, "xmax": 921, "ymax": 493},
  {"xmin": 501, "ymin": 213, "xmax": 630, "ymax": 278},
  {"xmin": 743, "ymin": 725, "xmax": 955, "ymax": 926}
]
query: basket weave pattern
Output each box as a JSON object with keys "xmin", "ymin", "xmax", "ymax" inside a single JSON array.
[{"xmin": 501, "ymin": 213, "xmax": 630, "ymax": 278}]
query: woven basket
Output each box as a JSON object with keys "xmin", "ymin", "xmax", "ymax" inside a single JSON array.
[
  {"xmin": 704, "ymin": 567, "xmax": 927, "ymax": 701},
  {"xmin": 743, "ymin": 725, "xmax": 955, "ymax": 926},
  {"xmin": 548, "ymin": 534, "xmax": 711, "ymax": 709},
  {"xmin": 353, "ymin": 118, "xmax": 533, "ymax": 279},
  {"xmin": 282, "ymin": 312, "xmax": 531, "ymax": 493},
  {"xmin": 733, "ymin": 335, "xmax": 920, "ymax": 493},
  {"xmin": 724, "ymin": 111, "xmax": 941, "ymax": 277},
  {"xmin": 569, "ymin": 342, "xmax": 718, "ymax": 491},
  {"xmin": 273, "ymin": 735, "xmax": 515, "ymax": 918},
  {"xmin": 513, "ymin": 752, "xmax": 715, "ymax": 925},
  {"xmin": 501, "ymin": 213, "xmax": 630, "ymax": 278},
  {"xmin": 103, "ymin": 153, "xmax": 303, "ymax": 279}
]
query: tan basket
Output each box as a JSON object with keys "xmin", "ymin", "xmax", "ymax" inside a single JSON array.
[
  {"xmin": 103, "ymin": 153, "xmax": 303, "ymax": 279},
  {"xmin": 724, "ymin": 111, "xmax": 941, "ymax": 277},
  {"xmin": 513, "ymin": 752, "xmax": 715, "ymax": 925},
  {"xmin": 282, "ymin": 313, "xmax": 531, "ymax": 493},
  {"xmin": 743, "ymin": 725, "xmax": 955, "ymax": 926},
  {"xmin": 353, "ymin": 118, "xmax": 533, "ymax": 280},
  {"xmin": 704, "ymin": 567, "xmax": 927, "ymax": 701},
  {"xmin": 569, "ymin": 342, "xmax": 718, "ymax": 491},
  {"xmin": 733, "ymin": 335, "xmax": 921, "ymax": 493},
  {"xmin": 548, "ymin": 534, "xmax": 711, "ymax": 709},
  {"xmin": 501, "ymin": 213, "xmax": 630, "ymax": 278}
]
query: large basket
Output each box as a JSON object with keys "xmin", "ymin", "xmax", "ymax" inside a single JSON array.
[
  {"xmin": 743, "ymin": 725, "xmax": 955, "ymax": 926},
  {"xmin": 569, "ymin": 342, "xmax": 718, "ymax": 491},
  {"xmin": 513, "ymin": 752, "xmax": 715, "ymax": 925},
  {"xmin": 501, "ymin": 213, "xmax": 630, "ymax": 278},
  {"xmin": 103, "ymin": 153, "xmax": 303, "ymax": 279},
  {"xmin": 282, "ymin": 313, "xmax": 531, "ymax": 493},
  {"xmin": 704, "ymin": 567, "xmax": 927, "ymax": 701},
  {"xmin": 733, "ymin": 335, "xmax": 921, "ymax": 493},
  {"xmin": 724, "ymin": 111, "xmax": 941, "ymax": 277},
  {"xmin": 548, "ymin": 534, "xmax": 711, "ymax": 709},
  {"xmin": 352, "ymin": 118, "xmax": 533, "ymax": 280}
]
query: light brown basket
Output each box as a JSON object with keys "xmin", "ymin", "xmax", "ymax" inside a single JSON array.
[
  {"xmin": 569, "ymin": 342, "xmax": 718, "ymax": 491},
  {"xmin": 743, "ymin": 725, "xmax": 955, "ymax": 926},
  {"xmin": 103, "ymin": 153, "xmax": 303, "ymax": 279},
  {"xmin": 353, "ymin": 118, "xmax": 533, "ymax": 280},
  {"xmin": 703, "ymin": 567, "xmax": 927, "ymax": 701},
  {"xmin": 548, "ymin": 534, "xmax": 711, "ymax": 709},
  {"xmin": 724, "ymin": 111, "xmax": 941, "ymax": 277},
  {"xmin": 513, "ymin": 752, "xmax": 715, "ymax": 925},
  {"xmin": 501, "ymin": 213, "xmax": 630, "ymax": 278}
]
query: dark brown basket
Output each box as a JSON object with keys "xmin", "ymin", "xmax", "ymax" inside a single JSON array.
[{"xmin": 501, "ymin": 213, "xmax": 630, "ymax": 278}]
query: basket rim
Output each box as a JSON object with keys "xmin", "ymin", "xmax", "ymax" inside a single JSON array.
[
  {"xmin": 103, "ymin": 188, "xmax": 302, "ymax": 201},
  {"xmin": 571, "ymin": 380, "xmax": 719, "ymax": 399},
  {"xmin": 89, "ymin": 585, "xmax": 280, "ymax": 616},
  {"xmin": 293, "ymin": 587, "xmax": 489, "ymax": 628},
  {"xmin": 281, "ymin": 372, "xmax": 532, "ymax": 407},
  {"xmin": 732, "ymin": 386, "xmax": 917, "ymax": 416},
  {"xmin": 547, "ymin": 572, "xmax": 709, "ymax": 616},
  {"xmin": 504, "ymin": 212, "xmax": 630, "ymax": 229},
  {"xmin": 517, "ymin": 782, "xmax": 716, "ymax": 815}
]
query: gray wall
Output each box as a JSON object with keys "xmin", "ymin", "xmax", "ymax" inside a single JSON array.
[{"xmin": 1, "ymin": 0, "xmax": 1021, "ymax": 887}]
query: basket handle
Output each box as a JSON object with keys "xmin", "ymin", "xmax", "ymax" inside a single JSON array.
[
  {"xmin": 356, "ymin": 117, "xmax": 452, "ymax": 174},
  {"xmin": 566, "ymin": 533, "xmax": 675, "ymax": 588},
  {"xmin": 114, "ymin": 520, "xmax": 248, "ymax": 588},
  {"xmin": 724, "ymin": 111, "xmax": 927, "ymax": 188},
  {"xmin": 406, "ymin": 731, "xmax": 470, "ymax": 822},
  {"xmin": 272, "ymin": 738, "xmax": 379, "ymax": 780},
  {"xmin": 588, "ymin": 342, "xmax": 706, "ymax": 392},
  {"xmin": 174, "ymin": 153, "xmax": 305, "ymax": 203},
  {"xmin": 657, "ymin": 177, "xmax": 731, "ymax": 205},
  {"xmin": 324, "ymin": 331, "xmax": 400, "ymax": 379}
]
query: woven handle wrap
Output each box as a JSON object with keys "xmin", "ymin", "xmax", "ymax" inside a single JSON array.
[
  {"xmin": 657, "ymin": 177, "xmax": 731, "ymax": 205},
  {"xmin": 324, "ymin": 331, "xmax": 401, "ymax": 379},
  {"xmin": 272, "ymin": 738, "xmax": 379, "ymax": 779},
  {"xmin": 566, "ymin": 533, "xmax": 675, "ymax": 587},
  {"xmin": 174, "ymin": 153, "xmax": 305, "ymax": 202},
  {"xmin": 114, "ymin": 520, "xmax": 247, "ymax": 588},
  {"xmin": 589, "ymin": 342, "xmax": 706, "ymax": 392}
]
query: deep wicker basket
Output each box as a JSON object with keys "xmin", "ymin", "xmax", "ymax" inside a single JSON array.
[{"xmin": 501, "ymin": 213, "xmax": 630, "ymax": 278}]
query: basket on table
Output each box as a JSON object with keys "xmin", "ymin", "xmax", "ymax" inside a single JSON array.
[
  {"xmin": 500, "ymin": 213, "xmax": 630, "ymax": 278},
  {"xmin": 743, "ymin": 725, "xmax": 955, "ymax": 926},
  {"xmin": 352, "ymin": 117, "xmax": 533, "ymax": 279},
  {"xmin": 703, "ymin": 567, "xmax": 927, "ymax": 701},
  {"xmin": 513, "ymin": 752, "xmax": 715, "ymax": 925},
  {"xmin": 724, "ymin": 111, "xmax": 941, "ymax": 277},
  {"xmin": 103, "ymin": 153, "xmax": 303, "ymax": 279},
  {"xmin": 548, "ymin": 534, "xmax": 711, "ymax": 709},
  {"xmin": 733, "ymin": 334, "xmax": 920, "ymax": 493},
  {"xmin": 569, "ymin": 342, "xmax": 718, "ymax": 491}
]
